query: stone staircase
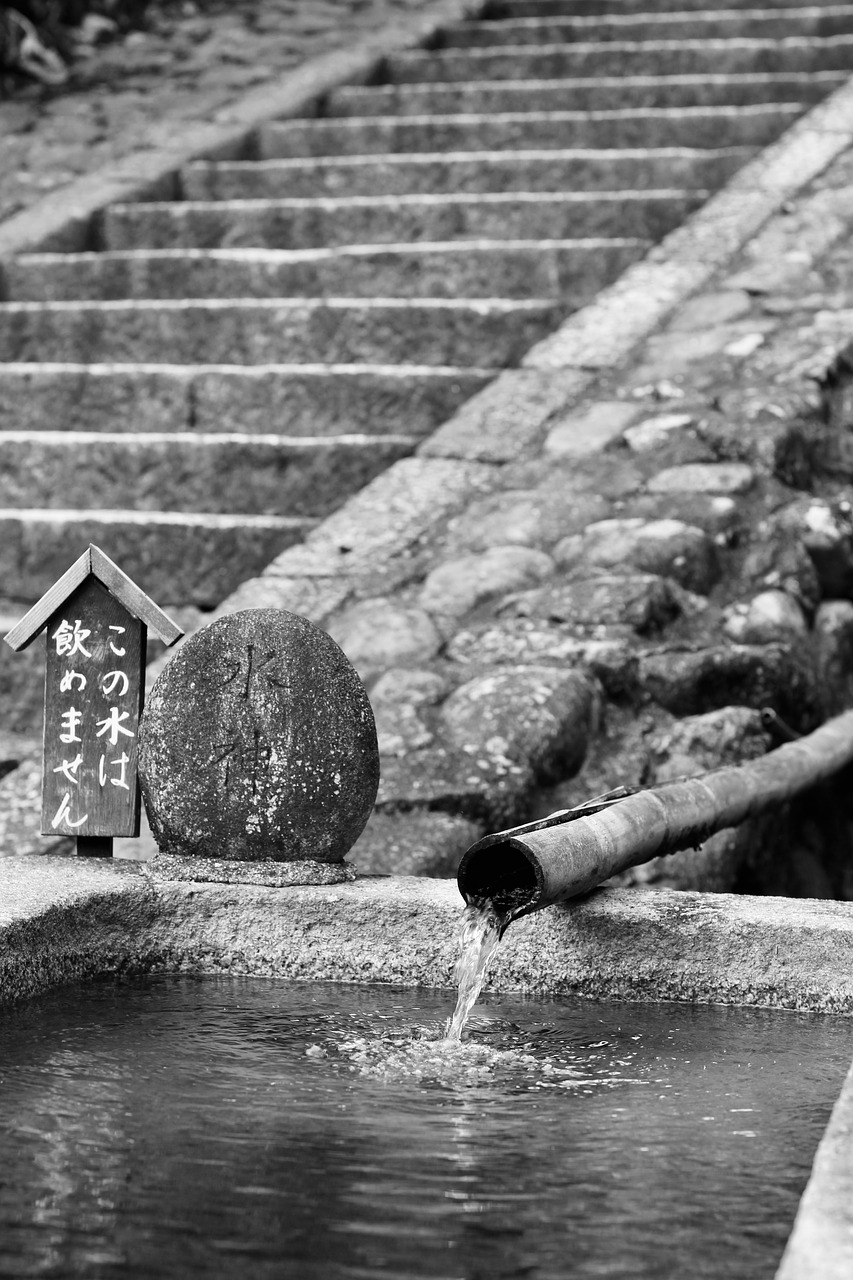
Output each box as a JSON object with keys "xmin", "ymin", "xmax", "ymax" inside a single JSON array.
[{"xmin": 1, "ymin": 0, "xmax": 852, "ymax": 731}]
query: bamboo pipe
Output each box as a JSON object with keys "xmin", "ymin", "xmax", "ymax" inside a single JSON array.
[{"xmin": 456, "ymin": 707, "xmax": 853, "ymax": 930}]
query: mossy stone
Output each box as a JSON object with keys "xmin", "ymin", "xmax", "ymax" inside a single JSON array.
[{"xmin": 138, "ymin": 609, "xmax": 379, "ymax": 863}]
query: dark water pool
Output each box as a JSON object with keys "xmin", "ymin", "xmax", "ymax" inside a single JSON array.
[{"xmin": 0, "ymin": 976, "xmax": 849, "ymax": 1280}]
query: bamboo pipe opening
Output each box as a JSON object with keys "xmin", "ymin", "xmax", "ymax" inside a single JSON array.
[{"xmin": 457, "ymin": 833, "xmax": 542, "ymax": 921}]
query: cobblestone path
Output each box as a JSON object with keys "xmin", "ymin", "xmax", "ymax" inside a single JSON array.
[{"xmin": 318, "ymin": 136, "xmax": 853, "ymax": 894}]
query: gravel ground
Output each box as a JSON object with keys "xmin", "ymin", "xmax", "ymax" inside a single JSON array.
[{"xmin": 0, "ymin": 0, "xmax": 436, "ymax": 223}]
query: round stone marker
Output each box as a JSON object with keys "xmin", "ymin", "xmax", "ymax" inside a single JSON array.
[{"xmin": 138, "ymin": 609, "xmax": 379, "ymax": 873}]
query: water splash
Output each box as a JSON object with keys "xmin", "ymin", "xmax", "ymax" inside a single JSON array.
[
  {"xmin": 444, "ymin": 901, "xmax": 505, "ymax": 1042},
  {"xmin": 331, "ymin": 1031, "xmax": 542, "ymax": 1083}
]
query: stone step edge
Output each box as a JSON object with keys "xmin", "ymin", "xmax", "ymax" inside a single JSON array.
[
  {"xmin": 0, "ymin": 0, "xmax": 490, "ymax": 259},
  {"xmin": 332, "ymin": 70, "xmax": 848, "ymax": 95},
  {"xmin": 0, "ymin": 509, "xmax": 310, "ymax": 528},
  {"xmin": 103, "ymin": 189, "xmax": 708, "ymax": 215},
  {"xmin": 0, "ymin": 360, "xmax": 498, "ymax": 376},
  {"xmin": 451, "ymin": 5, "xmax": 853, "ymax": 32},
  {"xmin": 394, "ymin": 33, "xmax": 853, "ymax": 57},
  {"xmin": 10, "ymin": 238, "xmax": 649, "ymax": 269},
  {"xmin": 183, "ymin": 144, "xmax": 751, "ymax": 169},
  {"xmin": 262, "ymin": 103, "xmax": 801, "ymax": 129},
  {"xmin": 464, "ymin": 4, "xmax": 853, "ymax": 19},
  {"xmin": 0, "ymin": 429, "xmax": 418, "ymax": 448},
  {"xmin": 0, "ymin": 296, "xmax": 558, "ymax": 315}
]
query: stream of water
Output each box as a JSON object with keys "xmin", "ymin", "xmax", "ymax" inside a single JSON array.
[{"xmin": 445, "ymin": 901, "xmax": 504, "ymax": 1042}]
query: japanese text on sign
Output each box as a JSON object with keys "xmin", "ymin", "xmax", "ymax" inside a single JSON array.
[
  {"xmin": 41, "ymin": 576, "xmax": 144, "ymax": 839},
  {"xmin": 50, "ymin": 617, "xmax": 135, "ymax": 829}
]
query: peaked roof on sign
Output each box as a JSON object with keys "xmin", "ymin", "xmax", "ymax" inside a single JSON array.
[{"xmin": 3, "ymin": 544, "xmax": 185, "ymax": 652}]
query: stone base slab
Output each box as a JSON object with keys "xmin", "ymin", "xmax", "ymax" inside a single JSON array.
[
  {"xmin": 3, "ymin": 857, "xmax": 853, "ymax": 1013},
  {"xmin": 146, "ymin": 853, "xmax": 357, "ymax": 887}
]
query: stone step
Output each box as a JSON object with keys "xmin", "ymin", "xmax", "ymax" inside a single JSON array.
[
  {"xmin": 384, "ymin": 36, "xmax": 853, "ymax": 81},
  {"xmin": 6, "ymin": 239, "xmax": 649, "ymax": 303},
  {"xmin": 0, "ymin": 509, "xmax": 310, "ymax": 607},
  {"xmin": 0, "ymin": 430, "xmax": 416, "ymax": 517},
  {"xmin": 484, "ymin": 0, "xmax": 850, "ymax": 13},
  {"xmin": 0, "ymin": 362, "xmax": 492, "ymax": 435},
  {"xmin": 326, "ymin": 70, "xmax": 846, "ymax": 115},
  {"xmin": 0, "ymin": 298, "xmax": 560, "ymax": 367},
  {"xmin": 102, "ymin": 190, "xmax": 702, "ymax": 251},
  {"xmin": 181, "ymin": 145, "xmax": 750, "ymax": 200},
  {"xmin": 442, "ymin": 6, "xmax": 853, "ymax": 46},
  {"xmin": 258, "ymin": 104, "xmax": 798, "ymax": 156}
]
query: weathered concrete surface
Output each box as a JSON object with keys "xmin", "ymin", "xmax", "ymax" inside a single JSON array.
[
  {"xmin": 148, "ymin": 852, "xmax": 357, "ymax": 887},
  {"xmin": 270, "ymin": 455, "xmax": 501, "ymax": 582},
  {"xmin": 4, "ymin": 860, "xmax": 853, "ymax": 1016},
  {"xmin": 421, "ymin": 366, "xmax": 596, "ymax": 462},
  {"xmin": 130, "ymin": 883, "xmax": 853, "ymax": 1011},
  {"xmin": 777, "ymin": 1058, "xmax": 853, "ymax": 1280},
  {"xmin": 0, "ymin": 856, "xmax": 148, "ymax": 1007}
]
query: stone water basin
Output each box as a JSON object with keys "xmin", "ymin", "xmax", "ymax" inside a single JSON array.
[
  {"xmin": 1, "ymin": 975, "xmax": 849, "ymax": 1280},
  {"xmin": 3, "ymin": 858, "xmax": 853, "ymax": 1278}
]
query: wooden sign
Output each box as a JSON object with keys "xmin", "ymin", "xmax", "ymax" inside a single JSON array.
[{"xmin": 4, "ymin": 545, "xmax": 184, "ymax": 857}]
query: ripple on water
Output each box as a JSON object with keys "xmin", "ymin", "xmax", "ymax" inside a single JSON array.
[
  {"xmin": 309, "ymin": 1015, "xmax": 651, "ymax": 1091},
  {"xmin": 0, "ymin": 976, "xmax": 849, "ymax": 1280}
]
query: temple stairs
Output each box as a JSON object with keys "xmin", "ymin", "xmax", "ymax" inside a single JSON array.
[{"xmin": 1, "ymin": 0, "xmax": 852, "ymax": 727}]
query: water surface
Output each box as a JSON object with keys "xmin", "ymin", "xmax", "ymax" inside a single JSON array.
[{"xmin": 0, "ymin": 976, "xmax": 848, "ymax": 1279}]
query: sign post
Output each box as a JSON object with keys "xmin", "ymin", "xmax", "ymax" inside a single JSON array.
[{"xmin": 4, "ymin": 545, "xmax": 184, "ymax": 856}]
